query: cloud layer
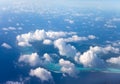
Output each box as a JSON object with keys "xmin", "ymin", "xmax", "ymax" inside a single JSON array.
[
  {"xmin": 1, "ymin": 43, "xmax": 12, "ymax": 49},
  {"xmin": 29, "ymin": 67, "xmax": 53, "ymax": 81},
  {"xmin": 59, "ymin": 59, "xmax": 77, "ymax": 77},
  {"xmin": 16, "ymin": 29, "xmax": 120, "ymax": 81},
  {"xmin": 107, "ymin": 56, "xmax": 120, "ymax": 65},
  {"xmin": 76, "ymin": 45, "xmax": 120, "ymax": 68},
  {"xmin": 19, "ymin": 53, "xmax": 40, "ymax": 66},
  {"xmin": 16, "ymin": 29, "xmax": 76, "ymax": 47},
  {"xmin": 54, "ymin": 38, "xmax": 77, "ymax": 57}
]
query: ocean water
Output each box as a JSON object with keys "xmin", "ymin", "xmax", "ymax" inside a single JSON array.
[{"xmin": 0, "ymin": 8, "xmax": 120, "ymax": 84}]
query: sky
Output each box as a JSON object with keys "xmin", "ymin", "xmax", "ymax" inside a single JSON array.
[{"xmin": 0, "ymin": 0, "xmax": 120, "ymax": 9}]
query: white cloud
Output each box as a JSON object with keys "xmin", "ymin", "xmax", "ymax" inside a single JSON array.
[
  {"xmin": 75, "ymin": 45, "xmax": 120, "ymax": 68},
  {"xmin": 104, "ymin": 24, "xmax": 116, "ymax": 28},
  {"xmin": 88, "ymin": 35, "xmax": 96, "ymax": 39},
  {"xmin": 106, "ymin": 41, "xmax": 120, "ymax": 47},
  {"xmin": 64, "ymin": 19, "xmax": 74, "ymax": 24},
  {"xmin": 17, "ymin": 41, "xmax": 32, "ymax": 47},
  {"xmin": 64, "ymin": 35, "xmax": 88, "ymax": 42},
  {"xmin": 46, "ymin": 30, "xmax": 75, "ymax": 39},
  {"xmin": 6, "ymin": 81, "xmax": 23, "ymax": 84},
  {"xmin": 16, "ymin": 29, "xmax": 76, "ymax": 47},
  {"xmin": 18, "ymin": 53, "xmax": 40, "ymax": 66},
  {"xmin": 54, "ymin": 38, "xmax": 77, "ymax": 57},
  {"xmin": 112, "ymin": 41, "xmax": 120, "ymax": 47},
  {"xmin": 107, "ymin": 56, "xmax": 120, "ymax": 65},
  {"xmin": 103, "ymin": 45, "xmax": 120, "ymax": 54},
  {"xmin": 64, "ymin": 35, "xmax": 96, "ymax": 42},
  {"xmin": 29, "ymin": 67, "xmax": 53, "ymax": 81},
  {"xmin": 43, "ymin": 53, "xmax": 52, "ymax": 62},
  {"xmin": 43, "ymin": 39, "xmax": 52, "ymax": 45},
  {"xmin": 59, "ymin": 59, "xmax": 78, "ymax": 77},
  {"xmin": 79, "ymin": 46, "xmax": 105, "ymax": 68},
  {"xmin": 16, "ymin": 29, "xmax": 96, "ymax": 47},
  {"xmin": 104, "ymin": 19, "xmax": 117, "ymax": 29},
  {"xmin": 1, "ymin": 43, "xmax": 12, "ymax": 49},
  {"xmin": 74, "ymin": 52, "xmax": 81, "ymax": 63},
  {"xmin": 2, "ymin": 27, "xmax": 17, "ymax": 31},
  {"xmin": 53, "ymin": 35, "xmax": 96, "ymax": 58},
  {"xmin": 16, "ymin": 30, "xmax": 46, "ymax": 46},
  {"xmin": 2, "ymin": 28, "xmax": 9, "ymax": 31}
]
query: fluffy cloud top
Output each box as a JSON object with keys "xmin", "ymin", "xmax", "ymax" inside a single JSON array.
[
  {"xmin": 64, "ymin": 35, "xmax": 88, "ymax": 42},
  {"xmin": 54, "ymin": 38, "xmax": 77, "ymax": 57},
  {"xmin": 76, "ymin": 45, "xmax": 120, "ymax": 68},
  {"xmin": 19, "ymin": 53, "xmax": 40, "ymax": 66},
  {"xmin": 79, "ymin": 46, "xmax": 105, "ymax": 68},
  {"xmin": 64, "ymin": 35, "xmax": 96, "ymax": 42},
  {"xmin": 43, "ymin": 39, "xmax": 52, "ymax": 45},
  {"xmin": 16, "ymin": 29, "xmax": 76, "ymax": 47},
  {"xmin": 107, "ymin": 56, "xmax": 120, "ymax": 65},
  {"xmin": 88, "ymin": 35, "xmax": 96, "ymax": 39},
  {"xmin": 29, "ymin": 67, "xmax": 53, "ymax": 81},
  {"xmin": 103, "ymin": 45, "xmax": 120, "ymax": 54},
  {"xmin": 1, "ymin": 43, "xmax": 12, "ymax": 49},
  {"xmin": 17, "ymin": 29, "xmax": 96, "ymax": 47},
  {"xmin": 59, "ymin": 59, "xmax": 77, "ymax": 77},
  {"xmin": 43, "ymin": 53, "xmax": 52, "ymax": 62},
  {"xmin": 17, "ymin": 30, "xmax": 46, "ymax": 46}
]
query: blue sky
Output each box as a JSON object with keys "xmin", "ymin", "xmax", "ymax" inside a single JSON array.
[{"xmin": 0, "ymin": 0, "xmax": 120, "ymax": 11}]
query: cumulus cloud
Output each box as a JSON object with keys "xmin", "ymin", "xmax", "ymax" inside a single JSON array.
[
  {"xmin": 74, "ymin": 52, "xmax": 81, "ymax": 63},
  {"xmin": 64, "ymin": 35, "xmax": 88, "ymax": 42},
  {"xmin": 112, "ymin": 41, "xmax": 120, "ymax": 47},
  {"xmin": 75, "ymin": 45, "xmax": 120, "ymax": 68},
  {"xmin": 17, "ymin": 41, "xmax": 31, "ymax": 47},
  {"xmin": 29, "ymin": 67, "xmax": 53, "ymax": 81},
  {"xmin": 16, "ymin": 29, "xmax": 76, "ymax": 47},
  {"xmin": 43, "ymin": 53, "xmax": 52, "ymax": 62},
  {"xmin": 59, "ymin": 59, "xmax": 78, "ymax": 77},
  {"xmin": 54, "ymin": 38, "xmax": 77, "ymax": 57},
  {"xmin": 79, "ymin": 46, "xmax": 105, "ymax": 68},
  {"xmin": 88, "ymin": 35, "xmax": 96, "ymax": 39},
  {"xmin": 46, "ymin": 30, "xmax": 75, "ymax": 39},
  {"xmin": 107, "ymin": 56, "xmax": 120, "ymax": 65},
  {"xmin": 18, "ymin": 53, "xmax": 40, "ymax": 66},
  {"xmin": 64, "ymin": 35, "xmax": 96, "ymax": 42},
  {"xmin": 103, "ymin": 45, "xmax": 120, "ymax": 54},
  {"xmin": 1, "ymin": 43, "xmax": 12, "ymax": 49},
  {"xmin": 106, "ymin": 41, "xmax": 120, "ymax": 47},
  {"xmin": 17, "ymin": 29, "xmax": 46, "ymax": 46},
  {"xmin": 16, "ymin": 29, "xmax": 96, "ymax": 47},
  {"xmin": 53, "ymin": 35, "xmax": 96, "ymax": 58},
  {"xmin": 43, "ymin": 39, "xmax": 52, "ymax": 45}
]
